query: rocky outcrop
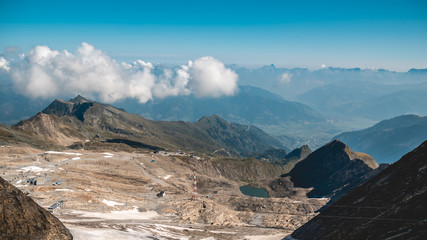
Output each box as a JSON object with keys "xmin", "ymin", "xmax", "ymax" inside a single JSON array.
[
  {"xmin": 0, "ymin": 177, "xmax": 73, "ymax": 240},
  {"xmin": 195, "ymin": 115, "xmax": 287, "ymax": 156},
  {"xmin": 291, "ymin": 140, "xmax": 427, "ymax": 240},
  {"xmin": 256, "ymin": 148, "xmax": 289, "ymax": 162},
  {"xmin": 280, "ymin": 145, "xmax": 311, "ymax": 165},
  {"xmin": 279, "ymin": 145, "xmax": 312, "ymax": 174},
  {"xmin": 289, "ymin": 140, "xmax": 379, "ymax": 198}
]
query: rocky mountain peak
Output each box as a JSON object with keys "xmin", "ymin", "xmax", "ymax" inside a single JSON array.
[
  {"xmin": 289, "ymin": 140, "xmax": 379, "ymax": 198},
  {"xmin": 285, "ymin": 144, "xmax": 312, "ymax": 161},
  {"xmin": 197, "ymin": 115, "xmax": 230, "ymax": 127},
  {"xmin": 42, "ymin": 96, "xmax": 94, "ymax": 122},
  {"xmin": 69, "ymin": 95, "xmax": 90, "ymax": 104}
]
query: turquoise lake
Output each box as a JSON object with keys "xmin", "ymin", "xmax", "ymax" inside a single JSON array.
[{"xmin": 239, "ymin": 185, "xmax": 269, "ymax": 198}]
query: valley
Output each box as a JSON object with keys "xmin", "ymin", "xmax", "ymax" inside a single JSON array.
[{"xmin": 1, "ymin": 145, "xmax": 327, "ymax": 239}]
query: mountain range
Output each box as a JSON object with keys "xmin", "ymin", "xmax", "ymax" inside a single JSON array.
[
  {"xmin": 9, "ymin": 96, "xmax": 287, "ymax": 157},
  {"xmin": 234, "ymin": 65, "xmax": 427, "ymax": 100},
  {"xmin": 297, "ymin": 81, "xmax": 427, "ymax": 120},
  {"xmin": 334, "ymin": 114, "xmax": 427, "ymax": 163},
  {"xmin": 4, "ymin": 66, "xmax": 426, "ymax": 151},
  {"xmin": 291, "ymin": 140, "xmax": 427, "ymax": 239},
  {"xmin": 113, "ymin": 85, "xmax": 325, "ymax": 125}
]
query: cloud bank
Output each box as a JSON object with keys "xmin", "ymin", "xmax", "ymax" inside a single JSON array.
[
  {"xmin": 0, "ymin": 57, "xmax": 9, "ymax": 72},
  {"xmin": 6, "ymin": 43, "xmax": 238, "ymax": 103},
  {"xmin": 278, "ymin": 72, "xmax": 292, "ymax": 84}
]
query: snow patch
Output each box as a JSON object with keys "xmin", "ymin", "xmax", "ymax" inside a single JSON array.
[
  {"xmin": 45, "ymin": 151, "xmax": 83, "ymax": 156},
  {"xmin": 67, "ymin": 226, "xmax": 153, "ymax": 240},
  {"xmin": 102, "ymin": 152, "xmax": 114, "ymax": 156},
  {"xmin": 19, "ymin": 166, "xmax": 48, "ymax": 172},
  {"xmin": 162, "ymin": 175, "xmax": 172, "ymax": 180},
  {"xmin": 71, "ymin": 157, "xmax": 81, "ymax": 160},
  {"xmin": 154, "ymin": 224, "xmax": 203, "ymax": 232},
  {"xmin": 72, "ymin": 207, "xmax": 159, "ymax": 220},
  {"xmin": 104, "ymin": 156, "xmax": 113, "ymax": 158},
  {"xmin": 102, "ymin": 199, "xmax": 124, "ymax": 207},
  {"xmin": 55, "ymin": 189, "xmax": 75, "ymax": 192}
]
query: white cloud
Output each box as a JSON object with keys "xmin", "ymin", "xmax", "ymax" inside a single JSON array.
[
  {"xmin": 0, "ymin": 57, "xmax": 10, "ymax": 72},
  {"xmin": 321, "ymin": 64, "xmax": 327, "ymax": 68},
  {"xmin": 278, "ymin": 72, "xmax": 292, "ymax": 84},
  {"xmin": 189, "ymin": 56, "xmax": 238, "ymax": 98},
  {"xmin": 7, "ymin": 43, "xmax": 239, "ymax": 103}
]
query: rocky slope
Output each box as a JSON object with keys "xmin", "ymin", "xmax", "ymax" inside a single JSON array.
[
  {"xmin": 194, "ymin": 115, "xmax": 287, "ymax": 155},
  {"xmin": 334, "ymin": 114, "xmax": 427, "ymax": 163},
  {"xmin": 0, "ymin": 177, "xmax": 73, "ymax": 240},
  {"xmin": 0, "ymin": 123, "xmax": 59, "ymax": 149},
  {"xmin": 291, "ymin": 140, "xmax": 427, "ymax": 240},
  {"xmin": 288, "ymin": 140, "xmax": 380, "ymax": 199},
  {"xmin": 13, "ymin": 96, "xmax": 287, "ymax": 157},
  {"xmin": 279, "ymin": 145, "xmax": 312, "ymax": 169}
]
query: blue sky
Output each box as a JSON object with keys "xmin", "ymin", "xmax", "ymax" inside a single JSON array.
[{"xmin": 1, "ymin": 0, "xmax": 426, "ymax": 71}]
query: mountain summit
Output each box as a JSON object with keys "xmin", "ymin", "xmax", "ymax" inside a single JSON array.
[{"xmin": 289, "ymin": 140, "xmax": 380, "ymax": 199}]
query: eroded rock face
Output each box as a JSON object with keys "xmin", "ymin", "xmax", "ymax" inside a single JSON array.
[{"xmin": 0, "ymin": 177, "xmax": 73, "ymax": 240}]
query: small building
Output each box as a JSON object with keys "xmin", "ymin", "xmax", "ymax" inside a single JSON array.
[
  {"xmin": 48, "ymin": 200, "xmax": 64, "ymax": 210},
  {"xmin": 52, "ymin": 181, "xmax": 63, "ymax": 186},
  {"xmin": 26, "ymin": 177, "xmax": 37, "ymax": 186}
]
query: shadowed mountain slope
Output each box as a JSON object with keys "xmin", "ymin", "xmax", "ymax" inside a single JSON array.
[
  {"xmin": 0, "ymin": 177, "xmax": 73, "ymax": 240},
  {"xmin": 291, "ymin": 140, "xmax": 427, "ymax": 240},
  {"xmin": 288, "ymin": 140, "xmax": 380, "ymax": 199}
]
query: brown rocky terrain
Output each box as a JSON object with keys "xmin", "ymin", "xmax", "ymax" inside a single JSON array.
[
  {"xmin": 0, "ymin": 144, "xmax": 329, "ymax": 239},
  {"xmin": 0, "ymin": 96, "xmax": 394, "ymax": 239},
  {"xmin": 291, "ymin": 140, "xmax": 427, "ymax": 240},
  {"xmin": 0, "ymin": 176, "xmax": 72, "ymax": 240}
]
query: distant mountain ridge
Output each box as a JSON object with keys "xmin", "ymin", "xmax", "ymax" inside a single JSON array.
[
  {"xmin": 296, "ymin": 80, "xmax": 427, "ymax": 120},
  {"xmin": 113, "ymin": 85, "xmax": 325, "ymax": 125},
  {"xmin": 334, "ymin": 114, "xmax": 427, "ymax": 163},
  {"xmin": 12, "ymin": 96, "xmax": 287, "ymax": 156}
]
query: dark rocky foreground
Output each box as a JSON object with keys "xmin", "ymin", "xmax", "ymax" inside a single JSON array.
[
  {"xmin": 0, "ymin": 177, "xmax": 73, "ymax": 240},
  {"xmin": 290, "ymin": 140, "xmax": 427, "ymax": 240}
]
